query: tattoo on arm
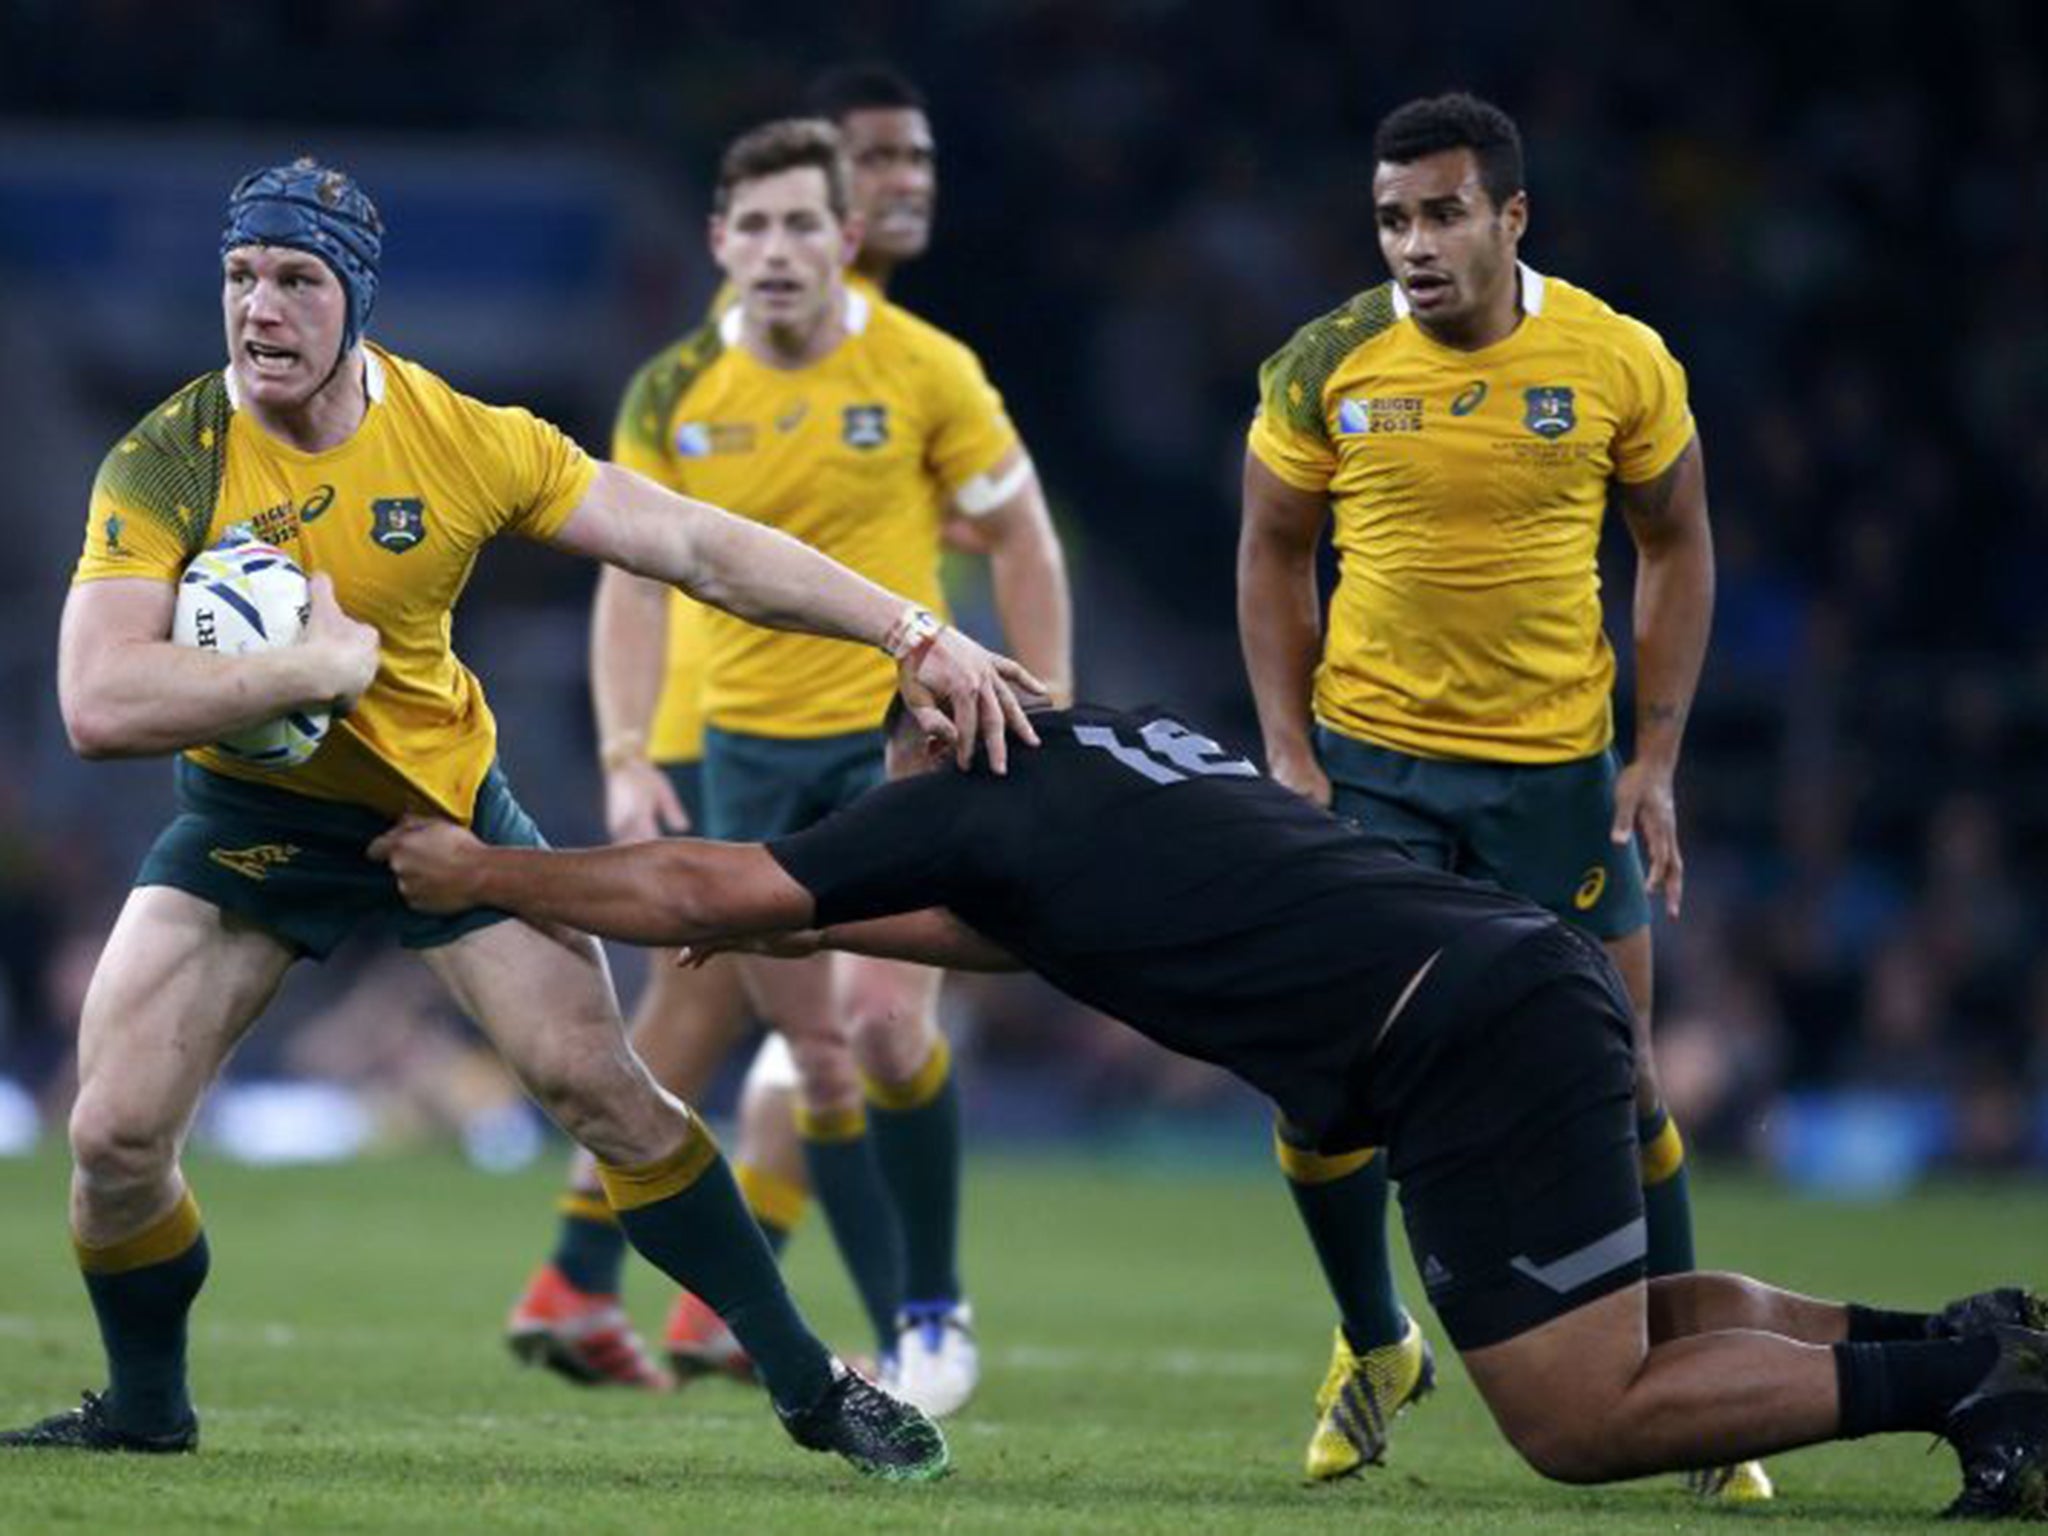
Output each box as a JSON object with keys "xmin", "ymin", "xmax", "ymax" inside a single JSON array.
[
  {"xmin": 1621, "ymin": 442, "xmax": 1691, "ymax": 525},
  {"xmin": 1642, "ymin": 701, "xmax": 1683, "ymax": 729}
]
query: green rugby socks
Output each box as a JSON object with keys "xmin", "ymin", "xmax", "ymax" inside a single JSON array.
[
  {"xmin": 735, "ymin": 1160, "xmax": 807, "ymax": 1258},
  {"xmin": 798, "ymin": 1102, "xmax": 905, "ymax": 1356},
  {"xmin": 76, "ymin": 1189, "xmax": 209, "ymax": 1436},
  {"xmin": 866, "ymin": 1035, "xmax": 962, "ymax": 1307},
  {"xmin": 547, "ymin": 1188, "xmax": 629, "ymax": 1294},
  {"xmin": 1638, "ymin": 1104, "xmax": 1698, "ymax": 1277},
  {"xmin": 1276, "ymin": 1129, "xmax": 1408, "ymax": 1350},
  {"xmin": 599, "ymin": 1120, "xmax": 832, "ymax": 1413}
]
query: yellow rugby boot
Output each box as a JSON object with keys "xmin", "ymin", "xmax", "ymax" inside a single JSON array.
[
  {"xmin": 1305, "ymin": 1313, "xmax": 1435, "ymax": 1481},
  {"xmin": 1685, "ymin": 1459, "xmax": 1776, "ymax": 1502}
]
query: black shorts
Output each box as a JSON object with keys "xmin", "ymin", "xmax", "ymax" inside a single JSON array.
[{"xmin": 1376, "ymin": 925, "xmax": 1645, "ymax": 1350}]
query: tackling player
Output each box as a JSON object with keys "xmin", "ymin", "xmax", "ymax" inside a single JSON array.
[
  {"xmin": 1235, "ymin": 91, "xmax": 1742, "ymax": 1490},
  {"xmin": 375, "ymin": 697, "xmax": 2048, "ymax": 1522},
  {"xmin": 513, "ymin": 114, "xmax": 1068, "ymax": 1415},
  {"xmin": 0, "ymin": 157, "xmax": 1046, "ymax": 1479}
]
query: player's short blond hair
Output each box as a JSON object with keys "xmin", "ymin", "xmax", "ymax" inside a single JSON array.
[{"xmin": 715, "ymin": 118, "xmax": 850, "ymax": 220}]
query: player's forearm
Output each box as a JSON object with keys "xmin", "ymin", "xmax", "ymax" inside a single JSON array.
[
  {"xmin": 61, "ymin": 636, "xmax": 346, "ymax": 759},
  {"xmin": 1236, "ymin": 531, "xmax": 1323, "ymax": 760},
  {"xmin": 818, "ymin": 909, "xmax": 1022, "ymax": 972},
  {"xmin": 596, "ymin": 466, "xmax": 901, "ymax": 649},
  {"xmin": 1631, "ymin": 525, "xmax": 1715, "ymax": 770},
  {"xmin": 589, "ymin": 566, "xmax": 670, "ymax": 763},
  {"xmin": 986, "ymin": 518, "xmax": 1073, "ymax": 705},
  {"xmin": 463, "ymin": 843, "xmax": 735, "ymax": 947}
]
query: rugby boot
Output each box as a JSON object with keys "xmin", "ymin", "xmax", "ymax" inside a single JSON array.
[
  {"xmin": 1305, "ymin": 1312, "xmax": 1435, "ymax": 1480},
  {"xmin": 505, "ymin": 1264, "xmax": 671, "ymax": 1390},
  {"xmin": 777, "ymin": 1358, "xmax": 950, "ymax": 1481},
  {"xmin": 1942, "ymin": 1324, "xmax": 2048, "ymax": 1520},
  {"xmin": 892, "ymin": 1300, "xmax": 978, "ymax": 1418},
  {"xmin": 1684, "ymin": 1460, "xmax": 1777, "ymax": 1501},
  {"xmin": 1935, "ymin": 1288, "xmax": 2048, "ymax": 1340},
  {"xmin": 0, "ymin": 1391, "xmax": 196, "ymax": 1454},
  {"xmin": 664, "ymin": 1288, "xmax": 757, "ymax": 1384}
]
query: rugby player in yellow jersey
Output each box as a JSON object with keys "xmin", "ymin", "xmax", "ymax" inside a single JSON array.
[
  {"xmin": 516, "ymin": 116, "xmax": 1068, "ymax": 1418},
  {"xmin": 1235, "ymin": 93, "xmax": 1756, "ymax": 1497},
  {"xmin": 1, "ymin": 158, "xmax": 1044, "ymax": 1478},
  {"xmin": 510, "ymin": 66, "xmax": 1001, "ymax": 1395}
]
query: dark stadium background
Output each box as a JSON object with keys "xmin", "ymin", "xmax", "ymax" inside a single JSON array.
[{"xmin": 2, "ymin": 0, "xmax": 2045, "ymax": 1184}]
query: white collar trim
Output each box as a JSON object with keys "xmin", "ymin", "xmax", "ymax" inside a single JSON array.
[
  {"xmin": 718, "ymin": 284, "xmax": 871, "ymax": 348},
  {"xmin": 223, "ymin": 346, "xmax": 385, "ymax": 409}
]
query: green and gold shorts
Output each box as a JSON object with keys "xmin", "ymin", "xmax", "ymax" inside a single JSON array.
[
  {"xmin": 1314, "ymin": 725, "xmax": 1650, "ymax": 941},
  {"xmin": 701, "ymin": 725, "xmax": 885, "ymax": 841},
  {"xmin": 135, "ymin": 758, "xmax": 547, "ymax": 960}
]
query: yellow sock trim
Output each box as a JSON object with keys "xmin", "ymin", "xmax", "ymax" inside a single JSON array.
[
  {"xmin": 556, "ymin": 1189, "xmax": 617, "ymax": 1225},
  {"xmin": 861, "ymin": 1034, "xmax": 952, "ymax": 1112},
  {"xmin": 75, "ymin": 1189, "xmax": 203, "ymax": 1276},
  {"xmin": 1640, "ymin": 1115, "xmax": 1687, "ymax": 1187},
  {"xmin": 795, "ymin": 1102, "xmax": 868, "ymax": 1143},
  {"xmin": 735, "ymin": 1161, "xmax": 809, "ymax": 1232},
  {"xmin": 596, "ymin": 1117, "xmax": 722, "ymax": 1213},
  {"xmin": 1274, "ymin": 1132, "xmax": 1380, "ymax": 1187}
]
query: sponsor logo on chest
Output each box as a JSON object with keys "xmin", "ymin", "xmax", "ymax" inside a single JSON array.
[
  {"xmin": 675, "ymin": 421, "xmax": 759, "ymax": 458},
  {"xmin": 1335, "ymin": 396, "xmax": 1423, "ymax": 435}
]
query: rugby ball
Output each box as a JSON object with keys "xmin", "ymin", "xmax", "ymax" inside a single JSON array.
[{"xmin": 173, "ymin": 538, "xmax": 332, "ymax": 768}]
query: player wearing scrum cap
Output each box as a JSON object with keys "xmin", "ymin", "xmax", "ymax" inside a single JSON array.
[{"xmin": 5, "ymin": 155, "xmax": 1043, "ymax": 1480}]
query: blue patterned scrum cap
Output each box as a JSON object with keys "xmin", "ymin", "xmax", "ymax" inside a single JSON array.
[{"xmin": 221, "ymin": 157, "xmax": 384, "ymax": 350}]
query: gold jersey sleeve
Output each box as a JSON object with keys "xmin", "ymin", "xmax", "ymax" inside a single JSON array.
[
  {"xmin": 1246, "ymin": 273, "xmax": 1694, "ymax": 764},
  {"xmin": 647, "ymin": 296, "xmax": 1017, "ymax": 738},
  {"xmin": 73, "ymin": 346, "xmax": 597, "ymax": 821}
]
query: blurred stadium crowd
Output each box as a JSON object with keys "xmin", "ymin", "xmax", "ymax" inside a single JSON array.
[{"xmin": 2, "ymin": 0, "xmax": 2045, "ymax": 1175}]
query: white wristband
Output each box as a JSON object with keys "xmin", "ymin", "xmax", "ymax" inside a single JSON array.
[{"xmin": 881, "ymin": 604, "xmax": 943, "ymax": 661}]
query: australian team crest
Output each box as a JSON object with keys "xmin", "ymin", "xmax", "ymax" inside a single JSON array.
[
  {"xmin": 1523, "ymin": 386, "xmax": 1577, "ymax": 438},
  {"xmin": 842, "ymin": 404, "xmax": 889, "ymax": 450},
  {"xmin": 370, "ymin": 497, "xmax": 428, "ymax": 552}
]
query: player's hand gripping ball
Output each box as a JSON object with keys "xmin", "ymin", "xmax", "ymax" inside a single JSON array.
[{"xmin": 172, "ymin": 537, "xmax": 332, "ymax": 767}]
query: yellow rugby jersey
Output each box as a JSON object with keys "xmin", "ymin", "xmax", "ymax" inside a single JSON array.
[
  {"xmin": 615, "ymin": 286, "xmax": 1016, "ymax": 738},
  {"xmin": 1247, "ymin": 265, "xmax": 1693, "ymax": 763},
  {"xmin": 74, "ymin": 346, "xmax": 596, "ymax": 820}
]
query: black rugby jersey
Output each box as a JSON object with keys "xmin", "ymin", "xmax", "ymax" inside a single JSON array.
[{"xmin": 769, "ymin": 705, "xmax": 1565, "ymax": 1141}]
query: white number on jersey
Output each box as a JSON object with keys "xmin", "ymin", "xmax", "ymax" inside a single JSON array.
[{"xmin": 1075, "ymin": 719, "xmax": 1258, "ymax": 785}]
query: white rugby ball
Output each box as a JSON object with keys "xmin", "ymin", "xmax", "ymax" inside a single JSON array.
[{"xmin": 173, "ymin": 539, "xmax": 332, "ymax": 768}]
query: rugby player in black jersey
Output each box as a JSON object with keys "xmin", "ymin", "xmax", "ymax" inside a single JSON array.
[{"xmin": 372, "ymin": 701, "xmax": 2048, "ymax": 1517}]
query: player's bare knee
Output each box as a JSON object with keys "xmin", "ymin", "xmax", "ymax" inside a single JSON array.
[
  {"xmin": 68, "ymin": 1099, "xmax": 174, "ymax": 1196},
  {"xmin": 1502, "ymin": 1412, "xmax": 1627, "ymax": 1484},
  {"xmin": 851, "ymin": 1014, "xmax": 935, "ymax": 1085}
]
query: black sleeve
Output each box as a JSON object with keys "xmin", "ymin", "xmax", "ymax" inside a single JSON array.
[{"xmin": 766, "ymin": 770, "xmax": 1015, "ymax": 927}]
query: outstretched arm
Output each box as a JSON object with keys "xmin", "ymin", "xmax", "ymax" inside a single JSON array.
[
  {"xmin": 368, "ymin": 816, "xmax": 813, "ymax": 946},
  {"xmin": 548, "ymin": 461, "xmax": 1042, "ymax": 771},
  {"xmin": 687, "ymin": 908, "xmax": 1022, "ymax": 973}
]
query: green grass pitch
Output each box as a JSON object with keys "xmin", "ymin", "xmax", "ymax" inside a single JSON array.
[{"xmin": 0, "ymin": 1145, "xmax": 2038, "ymax": 1533}]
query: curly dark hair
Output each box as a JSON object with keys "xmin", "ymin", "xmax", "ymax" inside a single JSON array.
[
  {"xmin": 804, "ymin": 61, "xmax": 927, "ymax": 122},
  {"xmin": 1373, "ymin": 92, "xmax": 1524, "ymax": 208}
]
